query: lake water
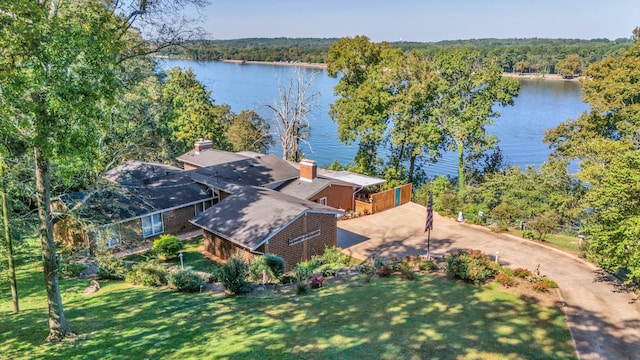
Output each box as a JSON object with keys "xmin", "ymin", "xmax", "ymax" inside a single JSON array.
[{"xmin": 160, "ymin": 59, "xmax": 589, "ymax": 176}]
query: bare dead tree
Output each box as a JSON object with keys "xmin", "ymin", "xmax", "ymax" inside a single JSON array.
[{"xmin": 266, "ymin": 68, "xmax": 319, "ymax": 162}]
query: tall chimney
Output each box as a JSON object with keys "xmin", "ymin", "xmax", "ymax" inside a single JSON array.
[
  {"xmin": 194, "ymin": 139, "xmax": 213, "ymax": 154},
  {"xmin": 300, "ymin": 159, "xmax": 317, "ymax": 182}
]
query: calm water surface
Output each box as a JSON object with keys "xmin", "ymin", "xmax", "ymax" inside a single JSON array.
[{"xmin": 160, "ymin": 59, "xmax": 589, "ymax": 176}]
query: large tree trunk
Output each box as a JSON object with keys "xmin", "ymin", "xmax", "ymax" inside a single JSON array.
[
  {"xmin": 34, "ymin": 147, "xmax": 72, "ymax": 341},
  {"xmin": 1, "ymin": 159, "xmax": 19, "ymax": 313}
]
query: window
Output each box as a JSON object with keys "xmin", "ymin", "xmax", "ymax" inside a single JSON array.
[
  {"xmin": 318, "ymin": 197, "xmax": 327, "ymax": 206},
  {"xmin": 142, "ymin": 213, "xmax": 163, "ymax": 238},
  {"xmin": 195, "ymin": 199, "xmax": 214, "ymax": 215}
]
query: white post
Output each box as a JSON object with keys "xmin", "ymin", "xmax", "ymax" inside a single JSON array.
[
  {"xmin": 179, "ymin": 252, "xmax": 184, "ymax": 270},
  {"xmin": 495, "ymin": 251, "xmax": 499, "ymax": 264}
]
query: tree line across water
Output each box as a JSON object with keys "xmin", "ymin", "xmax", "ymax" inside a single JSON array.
[{"xmin": 161, "ymin": 37, "xmax": 633, "ymax": 75}]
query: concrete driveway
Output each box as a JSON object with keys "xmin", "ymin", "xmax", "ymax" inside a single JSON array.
[{"xmin": 338, "ymin": 202, "xmax": 640, "ymax": 360}]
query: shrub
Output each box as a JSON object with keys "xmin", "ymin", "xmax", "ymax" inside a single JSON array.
[
  {"xmin": 126, "ymin": 261, "xmax": 168, "ymax": 287},
  {"xmin": 152, "ymin": 235, "xmax": 184, "ymax": 259},
  {"xmin": 376, "ymin": 265, "xmax": 392, "ymax": 277},
  {"xmin": 218, "ymin": 255, "xmax": 249, "ymax": 295},
  {"xmin": 309, "ymin": 273, "xmax": 324, "ymax": 289},
  {"xmin": 398, "ymin": 261, "xmax": 415, "ymax": 280},
  {"xmin": 532, "ymin": 282, "xmax": 550, "ymax": 292},
  {"xmin": 495, "ymin": 272, "xmax": 516, "ymax": 287},
  {"xmin": 541, "ymin": 277, "xmax": 558, "ymax": 289},
  {"xmin": 249, "ymin": 254, "xmax": 285, "ymax": 283},
  {"xmin": 96, "ymin": 252, "xmax": 128, "ymax": 280},
  {"xmin": 60, "ymin": 261, "xmax": 87, "ymax": 278},
  {"xmin": 445, "ymin": 249, "xmax": 498, "ymax": 283},
  {"xmin": 169, "ymin": 270, "xmax": 203, "ymax": 293},
  {"xmin": 418, "ymin": 259, "xmax": 438, "ymax": 271},
  {"xmin": 319, "ymin": 245, "xmax": 344, "ymax": 265},
  {"xmin": 491, "ymin": 203, "xmax": 523, "ymax": 231},
  {"xmin": 522, "ymin": 230, "xmax": 535, "ymax": 239},
  {"xmin": 293, "ymin": 260, "xmax": 315, "ymax": 283},
  {"xmin": 296, "ymin": 281, "xmax": 309, "ymax": 295},
  {"xmin": 513, "ymin": 267, "xmax": 533, "ymax": 278},
  {"xmin": 208, "ymin": 262, "xmax": 222, "ymax": 283}
]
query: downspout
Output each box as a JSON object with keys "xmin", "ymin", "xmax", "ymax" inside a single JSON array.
[{"xmin": 352, "ymin": 185, "xmax": 364, "ymax": 211}]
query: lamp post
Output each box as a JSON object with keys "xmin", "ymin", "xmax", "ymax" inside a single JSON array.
[
  {"xmin": 178, "ymin": 252, "xmax": 184, "ymax": 270},
  {"xmin": 495, "ymin": 251, "xmax": 499, "ymax": 264}
]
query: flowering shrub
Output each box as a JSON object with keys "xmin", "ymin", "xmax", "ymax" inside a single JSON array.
[
  {"xmin": 513, "ymin": 268, "xmax": 533, "ymax": 278},
  {"xmin": 495, "ymin": 273, "xmax": 516, "ymax": 287},
  {"xmin": 309, "ymin": 273, "xmax": 324, "ymax": 289},
  {"xmin": 532, "ymin": 282, "xmax": 550, "ymax": 292}
]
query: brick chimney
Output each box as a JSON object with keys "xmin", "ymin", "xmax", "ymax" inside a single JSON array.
[
  {"xmin": 194, "ymin": 140, "xmax": 213, "ymax": 154},
  {"xmin": 300, "ymin": 159, "xmax": 317, "ymax": 182}
]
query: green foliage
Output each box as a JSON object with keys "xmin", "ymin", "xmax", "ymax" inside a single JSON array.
[
  {"xmin": 168, "ymin": 270, "xmax": 203, "ymax": 293},
  {"xmin": 491, "ymin": 203, "xmax": 523, "ymax": 231},
  {"xmin": 531, "ymin": 282, "xmax": 550, "ymax": 292},
  {"xmin": 227, "ymin": 110, "xmax": 274, "ymax": 153},
  {"xmin": 376, "ymin": 265, "xmax": 392, "ymax": 277},
  {"xmin": 556, "ymin": 54, "xmax": 582, "ymax": 78},
  {"xmin": 522, "ymin": 231, "xmax": 535, "ymax": 239},
  {"xmin": 60, "ymin": 262, "xmax": 88, "ymax": 279},
  {"xmin": 495, "ymin": 272, "xmax": 516, "ymax": 287},
  {"xmin": 528, "ymin": 212, "xmax": 560, "ymax": 240},
  {"xmin": 418, "ymin": 259, "xmax": 438, "ymax": 271},
  {"xmin": 96, "ymin": 252, "xmax": 128, "ymax": 280},
  {"xmin": 152, "ymin": 235, "xmax": 184, "ymax": 259},
  {"xmin": 161, "ymin": 67, "xmax": 233, "ymax": 153},
  {"xmin": 126, "ymin": 262, "xmax": 168, "ymax": 287},
  {"xmin": 543, "ymin": 31, "xmax": 640, "ymax": 283},
  {"xmin": 218, "ymin": 256, "xmax": 249, "ymax": 295},
  {"xmin": 249, "ymin": 254, "xmax": 285, "ymax": 282},
  {"xmin": 398, "ymin": 261, "xmax": 416, "ymax": 280},
  {"xmin": 513, "ymin": 268, "xmax": 533, "ymax": 278},
  {"xmin": 446, "ymin": 249, "xmax": 499, "ymax": 283}
]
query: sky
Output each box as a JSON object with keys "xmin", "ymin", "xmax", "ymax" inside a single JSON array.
[{"xmin": 189, "ymin": 0, "xmax": 640, "ymax": 42}]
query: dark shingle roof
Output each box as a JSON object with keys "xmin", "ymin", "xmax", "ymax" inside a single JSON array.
[
  {"xmin": 190, "ymin": 186, "xmax": 342, "ymax": 251},
  {"xmin": 176, "ymin": 149, "xmax": 250, "ymax": 168},
  {"xmin": 103, "ymin": 160, "xmax": 183, "ymax": 186},
  {"xmin": 191, "ymin": 154, "xmax": 299, "ymax": 188}
]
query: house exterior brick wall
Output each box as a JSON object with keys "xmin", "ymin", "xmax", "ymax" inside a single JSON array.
[
  {"xmin": 264, "ymin": 212, "xmax": 337, "ymax": 272},
  {"xmin": 183, "ymin": 163, "xmax": 199, "ymax": 170},
  {"xmin": 204, "ymin": 231, "xmax": 256, "ymax": 263},
  {"xmin": 202, "ymin": 212, "xmax": 337, "ymax": 272},
  {"xmin": 309, "ymin": 184, "xmax": 356, "ymax": 211},
  {"xmin": 163, "ymin": 205, "xmax": 199, "ymax": 235}
]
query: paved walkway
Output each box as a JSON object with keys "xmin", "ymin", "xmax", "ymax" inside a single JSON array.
[{"xmin": 337, "ymin": 202, "xmax": 640, "ymax": 360}]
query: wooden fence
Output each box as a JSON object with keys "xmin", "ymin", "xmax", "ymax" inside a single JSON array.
[{"xmin": 354, "ymin": 183, "xmax": 412, "ymax": 215}]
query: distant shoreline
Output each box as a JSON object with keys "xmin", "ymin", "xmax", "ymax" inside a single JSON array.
[
  {"xmin": 163, "ymin": 58, "xmax": 583, "ymax": 81},
  {"xmin": 221, "ymin": 59, "xmax": 583, "ymax": 81}
]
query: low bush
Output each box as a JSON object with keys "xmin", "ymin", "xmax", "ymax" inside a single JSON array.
[
  {"xmin": 152, "ymin": 235, "xmax": 184, "ymax": 259},
  {"xmin": 398, "ymin": 261, "xmax": 415, "ymax": 281},
  {"xmin": 218, "ymin": 255, "xmax": 249, "ymax": 295},
  {"xmin": 126, "ymin": 261, "xmax": 168, "ymax": 287},
  {"xmin": 376, "ymin": 265, "xmax": 392, "ymax": 278},
  {"xmin": 60, "ymin": 261, "xmax": 87, "ymax": 278},
  {"xmin": 96, "ymin": 252, "xmax": 128, "ymax": 280},
  {"xmin": 169, "ymin": 270, "xmax": 203, "ymax": 292},
  {"xmin": 541, "ymin": 277, "xmax": 558, "ymax": 289},
  {"xmin": 446, "ymin": 249, "xmax": 498, "ymax": 283},
  {"xmin": 418, "ymin": 259, "xmax": 438, "ymax": 271},
  {"xmin": 207, "ymin": 262, "xmax": 222, "ymax": 283},
  {"xmin": 495, "ymin": 272, "xmax": 517, "ymax": 287},
  {"xmin": 513, "ymin": 267, "xmax": 533, "ymax": 278},
  {"xmin": 522, "ymin": 230, "xmax": 535, "ymax": 239},
  {"xmin": 532, "ymin": 282, "xmax": 550, "ymax": 292},
  {"xmin": 248, "ymin": 254, "xmax": 285, "ymax": 283},
  {"xmin": 309, "ymin": 273, "xmax": 324, "ymax": 289}
]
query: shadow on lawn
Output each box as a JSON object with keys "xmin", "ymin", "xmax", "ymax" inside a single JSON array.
[{"xmin": 4, "ymin": 271, "xmax": 638, "ymax": 359}]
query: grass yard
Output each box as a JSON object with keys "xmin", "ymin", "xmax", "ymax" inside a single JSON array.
[{"xmin": 1, "ymin": 250, "xmax": 575, "ymax": 360}]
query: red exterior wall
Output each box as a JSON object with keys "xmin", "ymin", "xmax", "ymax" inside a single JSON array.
[
  {"xmin": 309, "ymin": 184, "xmax": 356, "ymax": 211},
  {"xmin": 202, "ymin": 212, "xmax": 337, "ymax": 272},
  {"xmin": 204, "ymin": 231, "xmax": 256, "ymax": 263}
]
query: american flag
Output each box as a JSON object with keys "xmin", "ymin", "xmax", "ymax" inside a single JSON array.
[{"xmin": 425, "ymin": 190, "xmax": 433, "ymax": 232}]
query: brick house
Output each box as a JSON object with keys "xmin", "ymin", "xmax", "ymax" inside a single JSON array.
[{"xmin": 54, "ymin": 141, "xmax": 386, "ymax": 270}]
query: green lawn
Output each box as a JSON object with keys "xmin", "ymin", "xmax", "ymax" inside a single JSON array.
[
  {"xmin": 1, "ymin": 250, "xmax": 575, "ymax": 359},
  {"xmin": 123, "ymin": 236, "xmax": 219, "ymax": 273}
]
